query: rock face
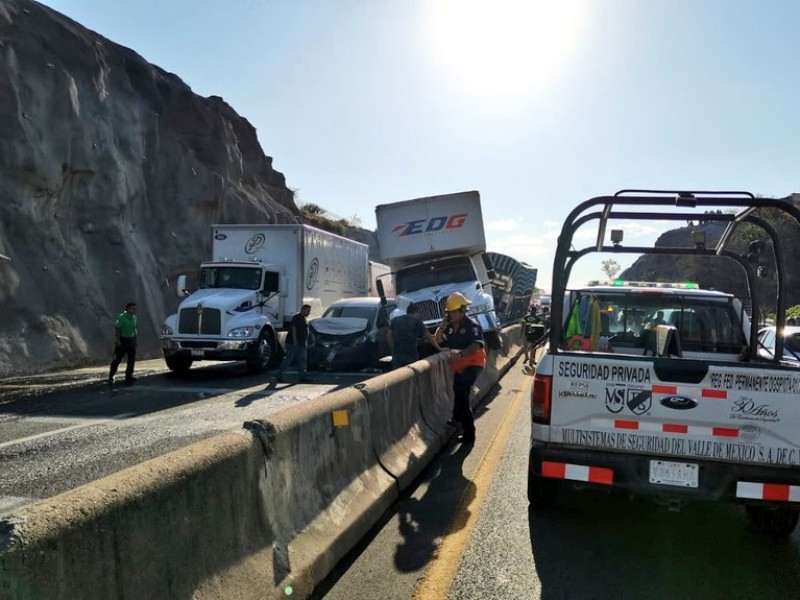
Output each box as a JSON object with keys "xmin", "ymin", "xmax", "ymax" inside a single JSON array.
[
  {"xmin": 620, "ymin": 199, "xmax": 800, "ymax": 319},
  {"xmin": 0, "ymin": 0, "xmax": 302, "ymax": 376}
]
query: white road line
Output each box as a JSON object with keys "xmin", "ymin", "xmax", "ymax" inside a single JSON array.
[
  {"xmin": 0, "ymin": 412, "xmax": 136, "ymax": 450},
  {"xmin": 0, "ymin": 495, "xmax": 39, "ymax": 514}
]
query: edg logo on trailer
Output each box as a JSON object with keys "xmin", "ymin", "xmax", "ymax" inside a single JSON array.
[{"xmin": 392, "ymin": 213, "xmax": 468, "ymax": 236}]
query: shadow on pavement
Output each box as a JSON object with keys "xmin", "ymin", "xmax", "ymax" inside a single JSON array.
[{"xmin": 529, "ymin": 486, "xmax": 800, "ymax": 600}]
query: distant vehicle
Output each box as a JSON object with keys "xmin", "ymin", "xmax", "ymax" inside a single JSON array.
[
  {"xmin": 487, "ymin": 251, "xmax": 537, "ymax": 325},
  {"xmin": 374, "ymin": 191, "xmax": 500, "ymax": 344},
  {"xmin": 537, "ymin": 294, "xmax": 552, "ymax": 309},
  {"xmin": 161, "ymin": 224, "xmax": 370, "ymax": 374},
  {"xmin": 757, "ymin": 326, "xmax": 800, "ymax": 364},
  {"xmin": 307, "ymin": 297, "xmax": 397, "ymax": 371}
]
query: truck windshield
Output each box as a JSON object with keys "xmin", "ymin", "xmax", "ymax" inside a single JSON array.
[
  {"xmin": 395, "ymin": 257, "xmax": 476, "ymax": 293},
  {"xmin": 199, "ymin": 266, "xmax": 262, "ymax": 290},
  {"xmin": 563, "ymin": 291, "xmax": 746, "ymax": 355}
]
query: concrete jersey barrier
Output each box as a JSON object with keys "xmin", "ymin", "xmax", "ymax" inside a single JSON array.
[
  {"xmin": 354, "ymin": 366, "xmax": 441, "ymax": 491},
  {"xmin": 245, "ymin": 385, "xmax": 397, "ymax": 599},
  {"xmin": 0, "ymin": 431, "xmax": 275, "ymax": 600},
  {"xmin": 0, "ymin": 324, "xmax": 524, "ymax": 600}
]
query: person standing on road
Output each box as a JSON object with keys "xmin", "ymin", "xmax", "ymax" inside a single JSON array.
[
  {"xmin": 434, "ymin": 292, "xmax": 486, "ymax": 445},
  {"xmin": 388, "ymin": 302, "xmax": 442, "ymax": 369},
  {"xmin": 521, "ymin": 306, "xmax": 543, "ymax": 366},
  {"xmin": 108, "ymin": 302, "xmax": 138, "ymax": 385},
  {"xmin": 275, "ymin": 304, "xmax": 312, "ymax": 384}
]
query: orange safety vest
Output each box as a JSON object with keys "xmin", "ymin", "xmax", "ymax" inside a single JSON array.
[{"xmin": 451, "ymin": 346, "xmax": 487, "ymax": 374}]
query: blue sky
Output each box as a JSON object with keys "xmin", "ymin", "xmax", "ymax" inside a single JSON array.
[{"xmin": 41, "ymin": 0, "xmax": 800, "ymax": 291}]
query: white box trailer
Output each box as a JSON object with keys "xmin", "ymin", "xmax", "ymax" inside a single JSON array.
[
  {"xmin": 375, "ymin": 191, "xmax": 500, "ymax": 337},
  {"xmin": 161, "ymin": 224, "xmax": 369, "ymax": 374}
]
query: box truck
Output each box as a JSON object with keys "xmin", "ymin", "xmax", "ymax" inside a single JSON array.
[
  {"xmin": 374, "ymin": 191, "xmax": 500, "ymax": 340},
  {"xmin": 160, "ymin": 224, "xmax": 369, "ymax": 374}
]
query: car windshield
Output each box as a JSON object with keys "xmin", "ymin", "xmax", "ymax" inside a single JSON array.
[
  {"xmin": 395, "ymin": 257, "xmax": 475, "ymax": 293},
  {"xmin": 322, "ymin": 306, "xmax": 377, "ymax": 321},
  {"xmin": 199, "ymin": 266, "xmax": 262, "ymax": 290},
  {"xmin": 563, "ymin": 290, "xmax": 746, "ymax": 355}
]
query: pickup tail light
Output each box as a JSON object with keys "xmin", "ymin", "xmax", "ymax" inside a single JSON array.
[{"xmin": 531, "ymin": 374, "xmax": 552, "ymax": 424}]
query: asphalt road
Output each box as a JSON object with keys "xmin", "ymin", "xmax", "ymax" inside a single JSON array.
[
  {"xmin": 0, "ymin": 358, "xmax": 369, "ymax": 514},
  {"xmin": 315, "ymin": 361, "xmax": 800, "ymax": 600}
]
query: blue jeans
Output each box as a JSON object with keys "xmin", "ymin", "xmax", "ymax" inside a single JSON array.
[{"xmin": 278, "ymin": 344, "xmax": 307, "ymax": 379}]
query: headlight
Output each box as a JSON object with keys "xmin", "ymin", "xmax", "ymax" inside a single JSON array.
[
  {"xmin": 469, "ymin": 302, "xmax": 491, "ymax": 314},
  {"xmin": 227, "ymin": 326, "xmax": 256, "ymax": 338},
  {"xmin": 351, "ymin": 335, "xmax": 369, "ymax": 345},
  {"xmin": 162, "ymin": 325, "xmax": 174, "ymax": 336}
]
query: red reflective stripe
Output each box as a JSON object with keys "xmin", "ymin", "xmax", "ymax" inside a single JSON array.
[
  {"xmin": 542, "ymin": 461, "xmax": 566, "ymax": 479},
  {"xmin": 652, "ymin": 385, "xmax": 677, "ymax": 394},
  {"xmin": 663, "ymin": 423, "xmax": 688, "ymax": 434},
  {"xmin": 712, "ymin": 427, "xmax": 738, "ymax": 438},
  {"xmin": 588, "ymin": 466, "xmax": 614, "ymax": 485},
  {"xmin": 615, "ymin": 420, "xmax": 639, "ymax": 430},
  {"xmin": 763, "ymin": 484, "xmax": 790, "ymax": 502},
  {"xmin": 702, "ymin": 388, "xmax": 727, "ymax": 399}
]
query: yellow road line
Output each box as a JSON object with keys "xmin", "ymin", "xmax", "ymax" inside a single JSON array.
[{"xmin": 411, "ymin": 377, "xmax": 529, "ymax": 599}]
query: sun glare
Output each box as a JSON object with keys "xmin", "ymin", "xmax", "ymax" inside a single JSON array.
[{"xmin": 424, "ymin": 0, "xmax": 588, "ymax": 107}]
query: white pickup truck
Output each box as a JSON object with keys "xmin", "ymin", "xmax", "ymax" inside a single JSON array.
[{"xmin": 529, "ymin": 190, "xmax": 800, "ymax": 537}]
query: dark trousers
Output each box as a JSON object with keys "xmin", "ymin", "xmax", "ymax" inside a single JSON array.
[
  {"xmin": 453, "ymin": 366, "xmax": 482, "ymax": 440},
  {"xmin": 109, "ymin": 337, "xmax": 137, "ymax": 380}
]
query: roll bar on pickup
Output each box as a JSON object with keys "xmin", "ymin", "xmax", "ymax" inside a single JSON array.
[{"xmin": 550, "ymin": 190, "xmax": 800, "ymax": 362}]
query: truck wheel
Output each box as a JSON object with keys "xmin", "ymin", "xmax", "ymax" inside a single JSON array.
[
  {"xmin": 485, "ymin": 330, "xmax": 504, "ymax": 351},
  {"xmin": 528, "ymin": 471, "xmax": 559, "ymax": 509},
  {"xmin": 746, "ymin": 506, "xmax": 800, "ymax": 538},
  {"xmin": 246, "ymin": 330, "xmax": 274, "ymax": 374},
  {"xmin": 165, "ymin": 356, "xmax": 193, "ymax": 374}
]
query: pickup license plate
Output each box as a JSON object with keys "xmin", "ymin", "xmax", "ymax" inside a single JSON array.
[
  {"xmin": 649, "ymin": 460, "xmax": 698, "ymax": 488},
  {"xmin": 191, "ymin": 349, "xmax": 204, "ymax": 357}
]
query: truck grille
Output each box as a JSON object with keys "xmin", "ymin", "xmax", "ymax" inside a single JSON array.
[
  {"xmin": 415, "ymin": 298, "xmax": 447, "ymax": 322},
  {"xmin": 178, "ymin": 307, "xmax": 221, "ymax": 335}
]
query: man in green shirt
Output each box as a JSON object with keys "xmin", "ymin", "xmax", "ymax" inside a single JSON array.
[{"xmin": 108, "ymin": 302, "xmax": 138, "ymax": 385}]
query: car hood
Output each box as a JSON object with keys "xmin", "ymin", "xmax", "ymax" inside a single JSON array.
[
  {"xmin": 180, "ymin": 288, "xmax": 257, "ymax": 311},
  {"xmin": 310, "ymin": 317, "xmax": 369, "ymax": 336}
]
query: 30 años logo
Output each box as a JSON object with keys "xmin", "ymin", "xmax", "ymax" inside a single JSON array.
[{"xmin": 605, "ymin": 384, "xmax": 652, "ymax": 415}]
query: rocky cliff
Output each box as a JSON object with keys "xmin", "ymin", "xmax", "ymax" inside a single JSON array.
[
  {"xmin": 0, "ymin": 0, "xmax": 306, "ymax": 376},
  {"xmin": 620, "ymin": 199, "xmax": 800, "ymax": 319}
]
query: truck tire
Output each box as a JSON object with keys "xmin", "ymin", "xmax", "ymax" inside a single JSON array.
[
  {"xmin": 485, "ymin": 330, "xmax": 504, "ymax": 351},
  {"xmin": 165, "ymin": 356, "xmax": 193, "ymax": 374},
  {"xmin": 527, "ymin": 471, "xmax": 559, "ymax": 509},
  {"xmin": 246, "ymin": 330, "xmax": 274, "ymax": 374},
  {"xmin": 745, "ymin": 506, "xmax": 800, "ymax": 538}
]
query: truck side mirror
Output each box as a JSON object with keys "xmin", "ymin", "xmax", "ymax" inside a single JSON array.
[
  {"xmin": 481, "ymin": 253, "xmax": 496, "ymax": 280},
  {"xmin": 263, "ymin": 271, "xmax": 280, "ymax": 294},
  {"xmin": 376, "ymin": 279, "xmax": 386, "ymax": 299},
  {"xmin": 177, "ymin": 275, "xmax": 188, "ymax": 297}
]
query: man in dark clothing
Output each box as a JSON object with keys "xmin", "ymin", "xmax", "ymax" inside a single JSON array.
[
  {"xmin": 109, "ymin": 302, "xmax": 138, "ymax": 385},
  {"xmin": 434, "ymin": 292, "xmax": 486, "ymax": 445},
  {"xmin": 275, "ymin": 304, "xmax": 312, "ymax": 383},
  {"xmin": 388, "ymin": 302, "xmax": 441, "ymax": 369}
]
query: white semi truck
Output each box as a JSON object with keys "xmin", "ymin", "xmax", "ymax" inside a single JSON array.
[
  {"xmin": 160, "ymin": 224, "xmax": 369, "ymax": 374},
  {"xmin": 374, "ymin": 191, "xmax": 500, "ymax": 341}
]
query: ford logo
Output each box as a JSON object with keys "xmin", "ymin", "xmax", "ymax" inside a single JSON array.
[
  {"xmin": 214, "ymin": 233, "xmax": 227, "ymax": 240},
  {"xmin": 660, "ymin": 395, "xmax": 698, "ymax": 410}
]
